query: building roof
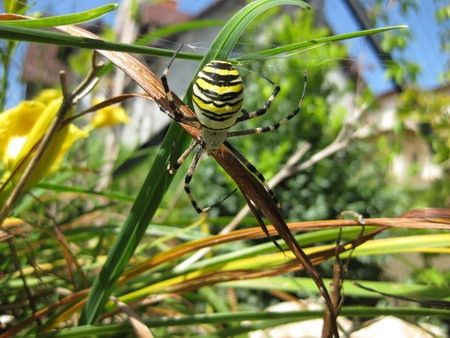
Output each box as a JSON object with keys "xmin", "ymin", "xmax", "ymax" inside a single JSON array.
[
  {"xmin": 22, "ymin": 43, "xmax": 70, "ymax": 86},
  {"xmin": 140, "ymin": 0, "xmax": 192, "ymax": 27}
]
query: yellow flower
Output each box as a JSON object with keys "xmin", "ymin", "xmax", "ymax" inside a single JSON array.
[
  {"xmin": 33, "ymin": 88, "xmax": 63, "ymax": 105},
  {"xmin": 89, "ymin": 98, "xmax": 130, "ymax": 129},
  {"xmin": 0, "ymin": 101, "xmax": 46, "ymax": 167},
  {"xmin": 50, "ymin": 124, "xmax": 88, "ymax": 173},
  {"xmin": 0, "ymin": 92, "xmax": 88, "ymax": 188}
]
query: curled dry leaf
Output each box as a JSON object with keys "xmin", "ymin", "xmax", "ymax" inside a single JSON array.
[
  {"xmin": 110, "ymin": 297, "xmax": 154, "ymax": 338},
  {"xmin": 401, "ymin": 208, "xmax": 450, "ymax": 223},
  {"xmin": 0, "ymin": 218, "xmax": 32, "ymax": 241}
]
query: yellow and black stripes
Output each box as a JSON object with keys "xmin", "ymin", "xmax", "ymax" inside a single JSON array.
[
  {"xmin": 160, "ymin": 47, "xmax": 307, "ymax": 216},
  {"xmin": 177, "ymin": 139, "xmax": 237, "ymax": 213},
  {"xmin": 227, "ymin": 71, "xmax": 307, "ymax": 138},
  {"xmin": 193, "ymin": 60, "xmax": 244, "ymax": 130},
  {"xmin": 184, "ymin": 146, "xmax": 205, "ymax": 213},
  {"xmin": 236, "ymin": 85, "xmax": 280, "ymax": 123},
  {"xmin": 227, "ymin": 106, "xmax": 300, "ymax": 138}
]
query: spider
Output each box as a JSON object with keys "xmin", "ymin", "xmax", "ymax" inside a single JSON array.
[{"xmin": 158, "ymin": 46, "xmax": 306, "ymax": 213}]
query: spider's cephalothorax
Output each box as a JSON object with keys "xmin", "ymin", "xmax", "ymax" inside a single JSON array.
[
  {"xmin": 159, "ymin": 47, "xmax": 306, "ymax": 213},
  {"xmin": 192, "ymin": 60, "xmax": 243, "ymax": 150}
]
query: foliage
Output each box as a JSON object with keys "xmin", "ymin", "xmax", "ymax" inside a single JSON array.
[
  {"xmin": 0, "ymin": 1, "xmax": 448, "ymax": 337},
  {"xmin": 371, "ymin": 0, "xmax": 449, "ymax": 208},
  {"xmin": 397, "ymin": 86, "xmax": 450, "ymax": 164},
  {"xmin": 191, "ymin": 8, "xmax": 412, "ymax": 221}
]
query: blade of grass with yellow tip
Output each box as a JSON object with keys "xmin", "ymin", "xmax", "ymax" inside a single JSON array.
[{"xmin": 0, "ymin": 4, "xmax": 118, "ymax": 27}]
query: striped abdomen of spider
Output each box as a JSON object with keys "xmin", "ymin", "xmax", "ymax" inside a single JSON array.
[{"xmin": 192, "ymin": 60, "xmax": 244, "ymax": 151}]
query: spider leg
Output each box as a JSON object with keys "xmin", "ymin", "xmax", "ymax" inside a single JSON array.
[
  {"xmin": 157, "ymin": 104, "xmax": 197, "ymax": 125},
  {"xmin": 183, "ymin": 146, "xmax": 204, "ymax": 213},
  {"xmin": 236, "ymin": 76, "xmax": 280, "ymax": 123},
  {"xmin": 182, "ymin": 144, "xmax": 236, "ymax": 213},
  {"xmin": 159, "ymin": 44, "xmax": 197, "ymax": 125},
  {"xmin": 168, "ymin": 139, "xmax": 198, "ymax": 174},
  {"xmin": 228, "ymin": 71, "xmax": 307, "ymax": 138}
]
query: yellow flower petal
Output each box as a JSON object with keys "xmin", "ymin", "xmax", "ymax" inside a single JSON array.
[
  {"xmin": 90, "ymin": 99, "xmax": 130, "ymax": 129},
  {"xmin": 1, "ymin": 217, "xmax": 27, "ymax": 229},
  {"xmin": 0, "ymin": 94, "xmax": 87, "ymax": 189},
  {"xmin": 4, "ymin": 136, "xmax": 27, "ymax": 168},
  {"xmin": 33, "ymin": 89, "xmax": 62, "ymax": 105},
  {"xmin": 13, "ymin": 98, "xmax": 63, "ymax": 170},
  {"xmin": 49, "ymin": 125, "xmax": 89, "ymax": 173},
  {"xmin": 0, "ymin": 101, "xmax": 46, "ymax": 161}
]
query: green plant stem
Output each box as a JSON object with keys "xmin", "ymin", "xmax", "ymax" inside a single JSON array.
[{"xmin": 7, "ymin": 238, "xmax": 41, "ymax": 326}]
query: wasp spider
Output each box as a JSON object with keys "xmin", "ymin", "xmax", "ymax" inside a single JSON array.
[{"xmin": 159, "ymin": 47, "xmax": 306, "ymax": 213}]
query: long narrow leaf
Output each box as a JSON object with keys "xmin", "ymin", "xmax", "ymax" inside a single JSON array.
[
  {"xmin": 135, "ymin": 19, "xmax": 224, "ymax": 46},
  {"xmin": 34, "ymin": 307, "xmax": 450, "ymax": 337},
  {"xmin": 236, "ymin": 25, "xmax": 408, "ymax": 61},
  {"xmin": 0, "ymin": 4, "xmax": 118, "ymax": 27},
  {"xmin": 219, "ymin": 277, "xmax": 450, "ymax": 299},
  {"xmin": 0, "ymin": 21, "xmax": 201, "ymax": 60},
  {"xmin": 37, "ymin": 182, "xmax": 135, "ymax": 202}
]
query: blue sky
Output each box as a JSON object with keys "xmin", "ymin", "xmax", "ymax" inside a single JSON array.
[
  {"xmin": 178, "ymin": 0, "xmax": 215, "ymax": 15},
  {"xmin": 323, "ymin": 0, "xmax": 446, "ymax": 93},
  {"xmin": 1, "ymin": 0, "xmax": 447, "ymax": 108}
]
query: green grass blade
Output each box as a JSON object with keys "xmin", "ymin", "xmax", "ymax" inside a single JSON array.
[
  {"xmin": 347, "ymin": 233, "xmax": 450, "ymax": 256},
  {"xmin": 236, "ymin": 25, "xmax": 408, "ymax": 61},
  {"xmin": 0, "ymin": 24, "xmax": 202, "ymax": 60},
  {"xmin": 34, "ymin": 307, "xmax": 450, "ymax": 337},
  {"xmin": 0, "ymin": 4, "xmax": 119, "ymax": 27},
  {"xmin": 135, "ymin": 19, "xmax": 224, "ymax": 46},
  {"xmin": 78, "ymin": 123, "xmax": 183, "ymax": 325},
  {"xmin": 218, "ymin": 306, "xmax": 449, "ymax": 337},
  {"xmin": 37, "ymin": 182, "xmax": 135, "ymax": 202},
  {"xmin": 205, "ymin": 0, "xmax": 310, "ymax": 61},
  {"xmin": 0, "ymin": 15, "xmax": 405, "ymax": 63},
  {"xmin": 219, "ymin": 277, "xmax": 450, "ymax": 299}
]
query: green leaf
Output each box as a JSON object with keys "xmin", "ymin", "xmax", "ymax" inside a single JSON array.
[
  {"xmin": 34, "ymin": 307, "xmax": 450, "ymax": 337},
  {"xmin": 37, "ymin": 182, "xmax": 135, "ymax": 202},
  {"xmin": 205, "ymin": 0, "xmax": 310, "ymax": 61},
  {"xmin": 235, "ymin": 25, "xmax": 408, "ymax": 62},
  {"xmin": 135, "ymin": 19, "xmax": 224, "ymax": 46},
  {"xmin": 0, "ymin": 24, "xmax": 202, "ymax": 61},
  {"xmin": 219, "ymin": 277, "xmax": 450, "ymax": 299},
  {"xmin": 0, "ymin": 4, "xmax": 119, "ymax": 27}
]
